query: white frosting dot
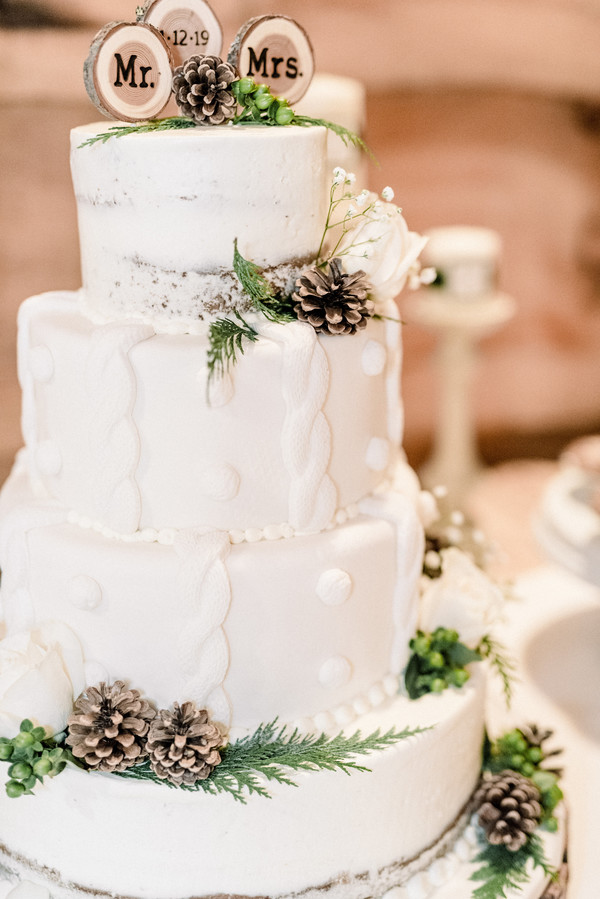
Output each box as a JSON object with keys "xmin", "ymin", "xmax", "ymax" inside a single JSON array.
[
  {"xmin": 316, "ymin": 569, "xmax": 353, "ymax": 606},
  {"xmin": 333, "ymin": 704, "xmax": 355, "ymax": 726},
  {"xmin": 405, "ymin": 872, "xmax": 429, "ymax": 899},
  {"xmin": 229, "ymin": 529, "xmax": 245, "ymax": 545},
  {"xmin": 7, "ymin": 883, "xmax": 51, "ymax": 899},
  {"xmin": 29, "ymin": 345, "xmax": 55, "ymax": 382},
  {"xmin": 361, "ymin": 340, "xmax": 387, "ymax": 376},
  {"xmin": 366, "ymin": 437, "xmax": 390, "ymax": 472},
  {"xmin": 353, "ymin": 696, "xmax": 370, "ymax": 716},
  {"xmin": 244, "ymin": 527, "xmax": 262, "ymax": 543},
  {"xmin": 368, "ymin": 683, "xmax": 386, "ymax": 707},
  {"xmin": 383, "ymin": 673, "xmax": 399, "ymax": 696},
  {"xmin": 198, "ymin": 463, "xmax": 240, "ymax": 501},
  {"xmin": 319, "ymin": 656, "xmax": 352, "ymax": 689},
  {"xmin": 35, "ymin": 440, "xmax": 62, "ymax": 476},
  {"xmin": 263, "ymin": 524, "xmax": 283, "ymax": 541},
  {"xmin": 313, "ymin": 711, "xmax": 335, "ymax": 732},
  {"xmin": 68, "ymin": 575, "xmax": 103, "ymax": 611},
  {"xmin": 84, "ymin": 660, "xmax": 109, "ymax": 686},
  {"xmin": 454, "ymin": 837, "xmax": 471, "ymax": 861},
  {"xmin": 204, "ymin": 370, "xmax": 234, "ymax": 407}
]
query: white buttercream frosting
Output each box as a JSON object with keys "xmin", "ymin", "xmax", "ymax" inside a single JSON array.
[
  {"xmin": 70, "ymin": 124, "xmax": 328, "ymax": 322},
  {"xmin": 28, "ymin": 346, "xmax": 54, "ymax": 383}
]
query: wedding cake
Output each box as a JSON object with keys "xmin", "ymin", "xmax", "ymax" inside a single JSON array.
[{"xmin": 0, "ymin": 14, "xmax": 566, "ymax": 899}]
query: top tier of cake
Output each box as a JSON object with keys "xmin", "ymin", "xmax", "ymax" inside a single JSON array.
[{"xmin": 70, "ymin": 124, "xmax": 328, "ymax": 323}]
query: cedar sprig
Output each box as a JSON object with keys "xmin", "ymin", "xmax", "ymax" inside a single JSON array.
[
  {"xmin": 207, "ymin": 244, "xmax": 297, "ymax": 387},
  {"xmin": 471, "ymin": 832, "xmax": 557, "ymax": 899},
  {"xmin": 232, "ymin": 240, "xmax": 295, "ymax": 323},
  {"xmin": 78, "ymin": 117, "xmax": 197, "ymax": 146},
  {"xmin": 477, "ymin": 635, "xmax": 516, "ymax": 707},
  {"xmin": 114, "ymin": 718, "xmax": 429, "ymax": 803},
  {"xmin": 206, "ymin": 312, "xmax": 259, "ymax": 384}
]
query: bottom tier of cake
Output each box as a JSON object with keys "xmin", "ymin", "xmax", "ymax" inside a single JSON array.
[{"xmin": 0, "ymin": 677, "xmax": 496, "ymax": 899}]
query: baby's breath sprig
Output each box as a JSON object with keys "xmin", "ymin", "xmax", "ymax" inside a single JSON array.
[{"xmin": 315, "ymin": 171, "xmax": 395, "ymax": 268}]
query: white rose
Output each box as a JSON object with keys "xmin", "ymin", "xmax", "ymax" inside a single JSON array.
[
  {"xmin": 0, "ymin": 622, "xmax": 84, "ymax": 738},
  {"xmin": 418, "ymin": 548, "xmax": 504, "ymax": 647},
  {"xmin": 329, "ymin": 195, "xmax": 428, "ymax": 306}
]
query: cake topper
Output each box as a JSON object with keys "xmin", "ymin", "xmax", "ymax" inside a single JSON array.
[
  {"xmin": 228, "ymin": 16, "xmax": 314, "ymax": 105},
  {"xmin": 137, "ymin": 0, "xmax": 223, "ymax": 67},
  {"xmin": 84, "ymin": 21, "xmax": 174, "ymax": 122}
]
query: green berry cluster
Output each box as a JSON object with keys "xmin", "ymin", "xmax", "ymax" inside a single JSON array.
[
  {"xmin": 232, "ymin": 79, "xmax": 296, "ymax": 126},
  {"xmin": 404, "ymin": 628, "xmax": 482, "ymax": 700},
  {"xmin": 0, "ymin": 719, "xmax": 70, "ymax": 798},
  {"xmin": 486, "ymin": 728, "xmax": 563, "ymax": 830}
]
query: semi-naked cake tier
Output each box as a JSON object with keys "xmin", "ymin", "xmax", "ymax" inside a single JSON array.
[{"xmin": 71, "ymin": 124, "xmax": 328, "ymax": 322}]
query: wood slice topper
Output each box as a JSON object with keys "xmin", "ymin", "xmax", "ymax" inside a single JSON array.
[
  {"xmin": 228, "ymin": 16, "xmax": 314, "ymax": 105},
  {"xmin": 139, "ymin": 0, "xmax": 223, "ymax": 68},
  {"xmin": 84, "ymin": 21, "xmax": 174, "ymax": 122}
]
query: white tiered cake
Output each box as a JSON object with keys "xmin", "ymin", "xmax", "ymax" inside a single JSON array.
[{"xmin": 0, "ymin": 109, "xmax": 565, "ymax": 899}]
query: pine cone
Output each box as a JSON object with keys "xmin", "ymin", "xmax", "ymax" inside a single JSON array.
[
  {"xmin": 293, "ymin": 258, "xmax": 374, "ymax": 335},
  {"xmin": 173, "ymin": 55, "xmax": 238, "ymax": 125},
  {"xmin": 475, "ymin": 771, "xmax": 543, "ymax": 852},
  {"xmin": 66, "ymin": 681, "xmax": 155, "ymax": 772},
  {"xmin": 519, "ymin": 723, "xmax": 553, "ymax": 748},
  {"xmin": 147, "ymin": 701, "xmax": 222, "ymax": 786}
]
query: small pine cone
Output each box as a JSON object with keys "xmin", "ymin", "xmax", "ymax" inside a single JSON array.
[
  {"xmin": 475, "ymin": 771, "xmax": 543, "ymax": 852},
  {"xmin": 66, "ymin": 681, "xmax": 155, "ymax": 773},
  {"xmin": 293, "ymin": 258, "xmax": 374, "ymax": 335},
  {"xmin": 147, "ymin": 701, "xmax": 222, "ymax": 786},
  {"xmin": 519, "ymin": 723, "xmax": 553, "ymax": 748},
  {"xmin": 173, "ymin": 55, "xmax": 238, "ymax": 125}
]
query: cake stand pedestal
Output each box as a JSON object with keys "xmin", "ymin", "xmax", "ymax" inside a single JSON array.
[{"xmin": 404, "ymin": 292, "xmax": 516, "ymax": 507}]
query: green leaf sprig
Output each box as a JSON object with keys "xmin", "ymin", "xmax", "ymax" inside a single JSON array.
[
  {"xmin": 206, "ymin": 312, "xmax": 259, "ymax": 384},
  {"xmin": 470, "ymin": 832, "xmax": 557, "ymax": 899},
  {"xmin": 477, "ymin": 635, "xmax": 516, "ymax": 707},
  {"xmin": 0, "ymin": 719, "xmax": 73, "ymax": 798},
  {"xmin": 231, "ymin": 79, "xmax": 370, "ymax": 156},
  {"xmin": 78, "ymin": 116, "xmax": 197, "ymax": 147},
  {"xmin": 206, "ymin": 243, "xmax": 296, "ymax": 387},
  {"xmin": 114, "ymin": 718, "xmax": 429, "ymax": 803},
  {"xmin": 404, "ymin": 627, "xmax": 482, "ymax": 700}
]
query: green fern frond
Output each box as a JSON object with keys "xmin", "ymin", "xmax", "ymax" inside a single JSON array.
[
  {"xmin": 478, "ymin": 635, "xmax": 517, "ymax": 707},
  {"xmin": 471, "ymin": 833, "xmax": 556, "ymax": 899},
  {"xmin": 78, "ymin": 117, "xmax": 197, "ymax": 147},
  {"xmin": 206, "ymin": 312, "xmax": 259, "ymax": 384},
  {"xmin": 292, "ymin": 115, "xmax": 374, "ymax": 160},
  {"xmin": 232, "ymin": 241, "xmax": 295, "ymax": 322},
  {"xmin": 113, "ymin": 719, "xmax": 430, "ymax": 803}
]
